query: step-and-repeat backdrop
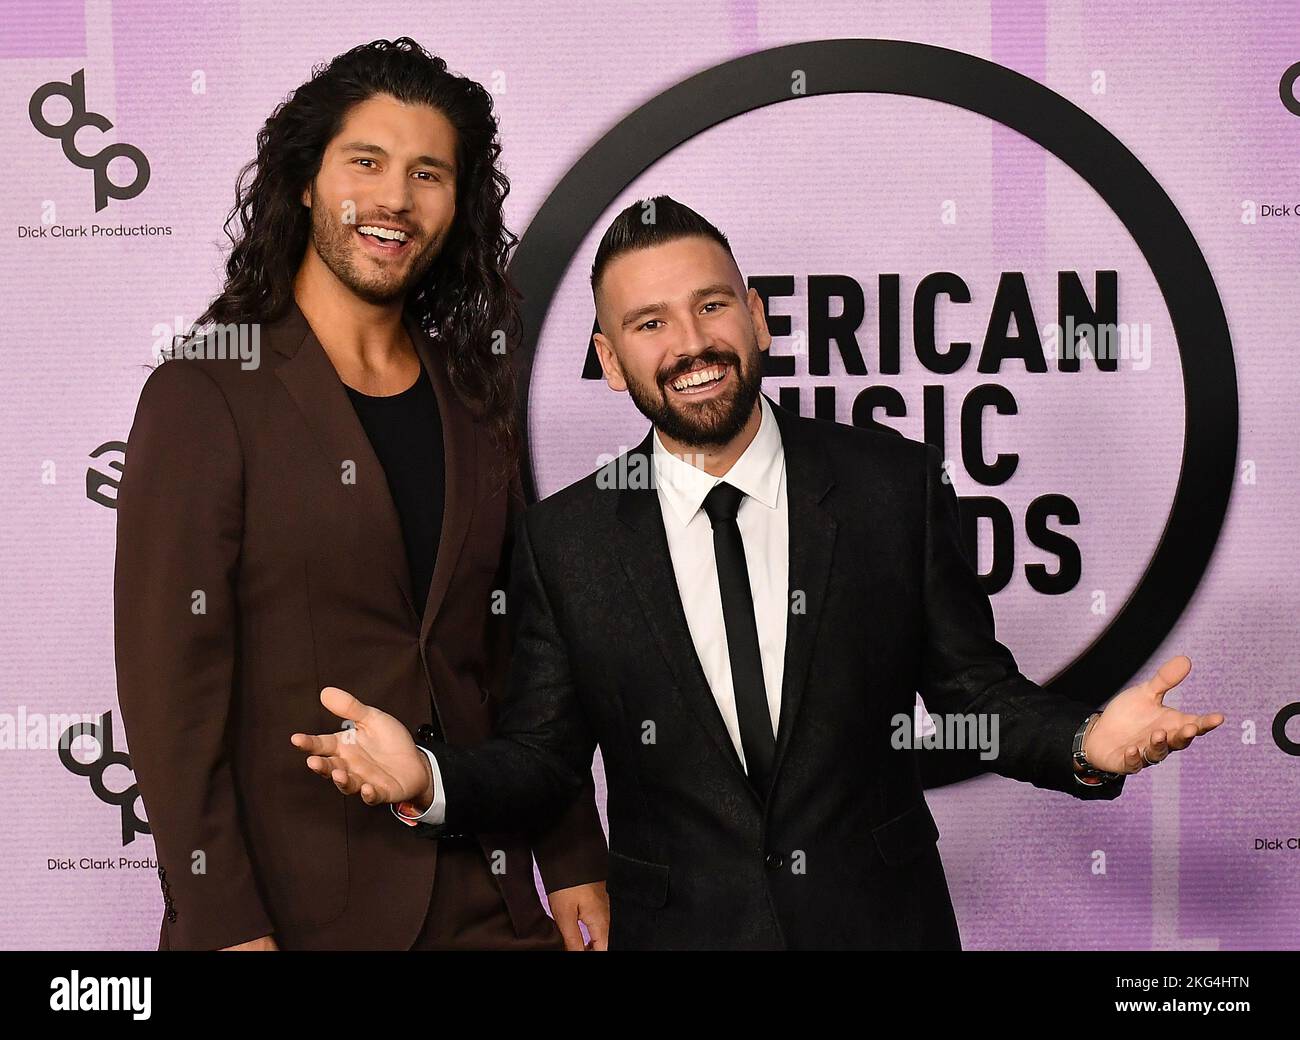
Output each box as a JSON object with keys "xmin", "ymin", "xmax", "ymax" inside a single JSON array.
[{"xmin": 1, "ymin": 0, "xmax": 1296, "ymax": 948}]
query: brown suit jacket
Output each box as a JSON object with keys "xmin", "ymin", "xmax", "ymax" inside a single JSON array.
[{"xmin": 113, "ymin": 299, "xmax": 607, "ymax": 950}]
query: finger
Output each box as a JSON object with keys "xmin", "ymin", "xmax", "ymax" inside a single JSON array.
[
  {"xmin": 357, "ymin": 780, "xmax": 397, "ymax": 806},
  {"xmin": 1147, "ymin": 655, "xmax": 1191, "ymax": 703},
  {"xmin": 292, "ymin": 732, "xmax": 339, "ymax": 756},
  {"xmin": 1197, "ymin": 713, "xmax": 1225, "ymax": 732},
  {"xmin": 320, "ymin": 686, "xmax": 374, "ymax": 726},
  {"xmin": 1148, "ymin": 729, "xmax": 1169, "ymax": 762},
  {"xmin": 331, "ymin": 766, "xmax": 362, "ymax": 796},
  {"xmin": 1166, "ymin": 721, "xmax": 1196, "ymax": 751},
  {"xmin": 552, "ymin": 907, "xmax": 586, "ymax": 951},
  {"xmin": 1124, "ymin": 744, "xmax": 1144, "ymax": 772},
  {"xmin": 584, "ymin": 908, "xmax": 610, "ymax": 951},
  {"xmin": 306, "ymin": 753, "xmax": 348, "ymax": 773}
]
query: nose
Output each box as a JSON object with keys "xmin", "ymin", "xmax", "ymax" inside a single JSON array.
[
  {"xmin": 370, "ymin": 166, "xmax": 414, "ymax": 218},
  {"xmin": 676, "ymin": 312, "xmax": 712, "ymax": 359}
]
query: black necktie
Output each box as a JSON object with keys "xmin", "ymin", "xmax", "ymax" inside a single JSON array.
[{"xmin": 702, "ymin": 481, "xmax": 775, "ymax": 798}]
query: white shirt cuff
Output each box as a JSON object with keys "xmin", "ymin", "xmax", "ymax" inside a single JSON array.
[{"xmin": 391, "ymin": 746, "xmax": 447, "ymax": 826}]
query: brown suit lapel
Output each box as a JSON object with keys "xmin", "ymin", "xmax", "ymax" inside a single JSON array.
[
  {"xmin": 406, "ymin": 311, "xmax": 477, "ymax": 641},
  {"xmin": 269, "ymin": 299, "xmax": 477, "ymax": 636}
]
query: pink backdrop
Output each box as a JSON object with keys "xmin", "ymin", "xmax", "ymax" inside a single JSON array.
[{"xmin": 1, "ymin": 0, "xmax": 1296, "ymax": 949}]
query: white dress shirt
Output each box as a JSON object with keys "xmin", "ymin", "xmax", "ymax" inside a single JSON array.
[
  {"xmin": 649, "ymin": 392, "xmax": 788, "ymax": 770},
  {"xmin": 398, "ymin": 394, "xmax": 788, "ymax": 825}
]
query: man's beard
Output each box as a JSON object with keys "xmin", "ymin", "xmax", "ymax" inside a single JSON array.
[
  {"xmin": 309, "ymin": 204, "xmax": 441, "ymax": 305},
  {"xmin": 623, "ymin": 344, "xmax": 764, "ymax": 449}
]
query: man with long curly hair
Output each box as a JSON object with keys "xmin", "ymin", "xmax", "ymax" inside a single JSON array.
[{"xmin": 113, "ymin": 38, "xmax": 608, "ymax": 951}]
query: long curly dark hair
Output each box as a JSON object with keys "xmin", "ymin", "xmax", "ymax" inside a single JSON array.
[{"xmin": 192, "ymin": 37, "xmax": 521, "ymax": 463}]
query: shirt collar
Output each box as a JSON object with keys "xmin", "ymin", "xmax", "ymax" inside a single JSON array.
[{"xmin": 651, "ymin": 394, "xmax": 785, "ymax": 528}]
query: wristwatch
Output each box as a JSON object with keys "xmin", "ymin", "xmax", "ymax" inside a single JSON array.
[{"xmin": 1072, "ymin": 711, "xmax": 1122, "ymax": 786}]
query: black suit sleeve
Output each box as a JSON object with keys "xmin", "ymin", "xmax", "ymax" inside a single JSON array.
[
  {"xmin": 419, "ymin": 506, "xmax": 601, "ymax": 833},
  {"xmin": 917, "ymin": 442, "xmax": 1124, "ymax": 801},
  {"xmin": 491, "ymin": 478, "xmax": 606, "ymax": 891}
]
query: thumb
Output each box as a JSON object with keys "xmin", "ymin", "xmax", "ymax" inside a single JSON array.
[
  {"xmin": 1147, "ymin": 655, "xmax": 1191, "ymax": 704},
  {"xmin": 320, "ymin": 686, "xmax": 372, "ymax": 725}
]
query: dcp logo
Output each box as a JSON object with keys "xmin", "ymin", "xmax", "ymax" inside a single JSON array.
[
  {"xmin": 58, "ymin": 710, "xmax": 150, "ymax": 845},
  {"xmin": 29, "ymin": 69, "xmax": 150, "ymax": 212}
]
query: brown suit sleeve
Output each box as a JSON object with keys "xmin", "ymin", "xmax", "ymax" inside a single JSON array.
[
  {"xmin": 486, "ymin": 473, "xmax": 607, "ymax": 893},
  {"xmin": 529, "ymin": 775, "xmax": 607, "ymax": 893},
  {"xmin": 113, "ymin": 360, "xmax": 274, "ymax": 949}
]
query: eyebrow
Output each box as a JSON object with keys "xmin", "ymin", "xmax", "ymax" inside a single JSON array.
[
  {"xmin": 619, "ymin": 283, "xmax": 738, "ymax": 329},
  {"xmin": 339, "ymin": 141, "xmax": 456, "ymax": 176}
]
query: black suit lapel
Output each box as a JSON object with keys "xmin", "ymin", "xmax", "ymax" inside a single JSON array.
[
  {"xmin": 609, "ymin": 397, "xmax": 840, "ymax": 803},
  {"xmin": 612, "ymin": 428, "xmax": 752, "ymax": 790},
  {"xmin": 766, "ymin": 396, "xmax": 838, "ymax": 791}
]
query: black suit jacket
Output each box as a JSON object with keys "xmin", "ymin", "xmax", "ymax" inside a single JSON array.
[{"xmin": 419, "ymin": 393, "xmax": 1124, "ymax": 950}]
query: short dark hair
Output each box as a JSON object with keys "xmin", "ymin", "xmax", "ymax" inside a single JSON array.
[{"xmin": 589, "ymin": 195, "xmax": 738, "ymax": 298}]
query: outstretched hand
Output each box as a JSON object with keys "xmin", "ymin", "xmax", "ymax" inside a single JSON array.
[
  {"xmin": 290, "ymin": 687, "xmax": 434, "ymax": 808},
  {"xmin": 1083, "ymin": 656, "xmax": 1225, "ymax": 774}
]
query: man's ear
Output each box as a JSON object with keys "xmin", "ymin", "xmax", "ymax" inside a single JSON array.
[
  {"xmin": 593, "ymin": 331, "xmax": 627, "ymax": 392},
  {"xmin": 748, "ymin": 286, "xmax": 772, "ymax": 354},
  {"xmin": 301, "ymin": 183, "xmax": 311, "ymax": 208}
]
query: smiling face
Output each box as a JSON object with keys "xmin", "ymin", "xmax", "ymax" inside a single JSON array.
[
  {"xmin": 300, "ymin": 93, "xmax": 458, "ymax": 305},
  {"xmin": 593, "ymin": 235, "xmax": 771, "ymax": 450}
]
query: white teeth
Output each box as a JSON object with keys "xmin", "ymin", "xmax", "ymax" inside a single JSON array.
[
  {"xmin": 671, "ymin": 365, "xmax": 726, "ymax": 391},
  {"xmin": 357, "ymin": 225, "xmax": 409, "ymax": 243}
]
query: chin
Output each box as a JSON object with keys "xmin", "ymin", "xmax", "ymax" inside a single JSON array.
[{"xmin": 664, "ymin": 405, "xmax": 749, "ymax": 447}]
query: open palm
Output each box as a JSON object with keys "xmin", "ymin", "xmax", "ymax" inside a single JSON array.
[
  {"xmin": 1083, "ymin": 656, "xmax": 1225, "ymax": 774},
  {"xmin": 290, "ymin": 687, "xmax": 430, "ymax": 805}
]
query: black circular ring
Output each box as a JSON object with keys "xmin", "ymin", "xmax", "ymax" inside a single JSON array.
[
  {"xmin": 1273, "ymin": 702, "xmax": 1300, "ymax": 756},
  {"xmin": 1280, "ymin": 60, "xmax": 1300, "ymax": 117},
  {"xmin": 507, "ymin": 39, "xmax": 1238, "ymax": 782}
]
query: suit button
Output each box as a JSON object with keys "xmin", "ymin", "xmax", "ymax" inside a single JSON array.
[{"xmin": 764, "ymin": 851, "xmax": 784, "ymax": 870}]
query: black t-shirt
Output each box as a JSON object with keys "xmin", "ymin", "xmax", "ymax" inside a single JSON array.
[{"xmin": 344, "ymin": 364, "xmax": 445, "ymax": 618}]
